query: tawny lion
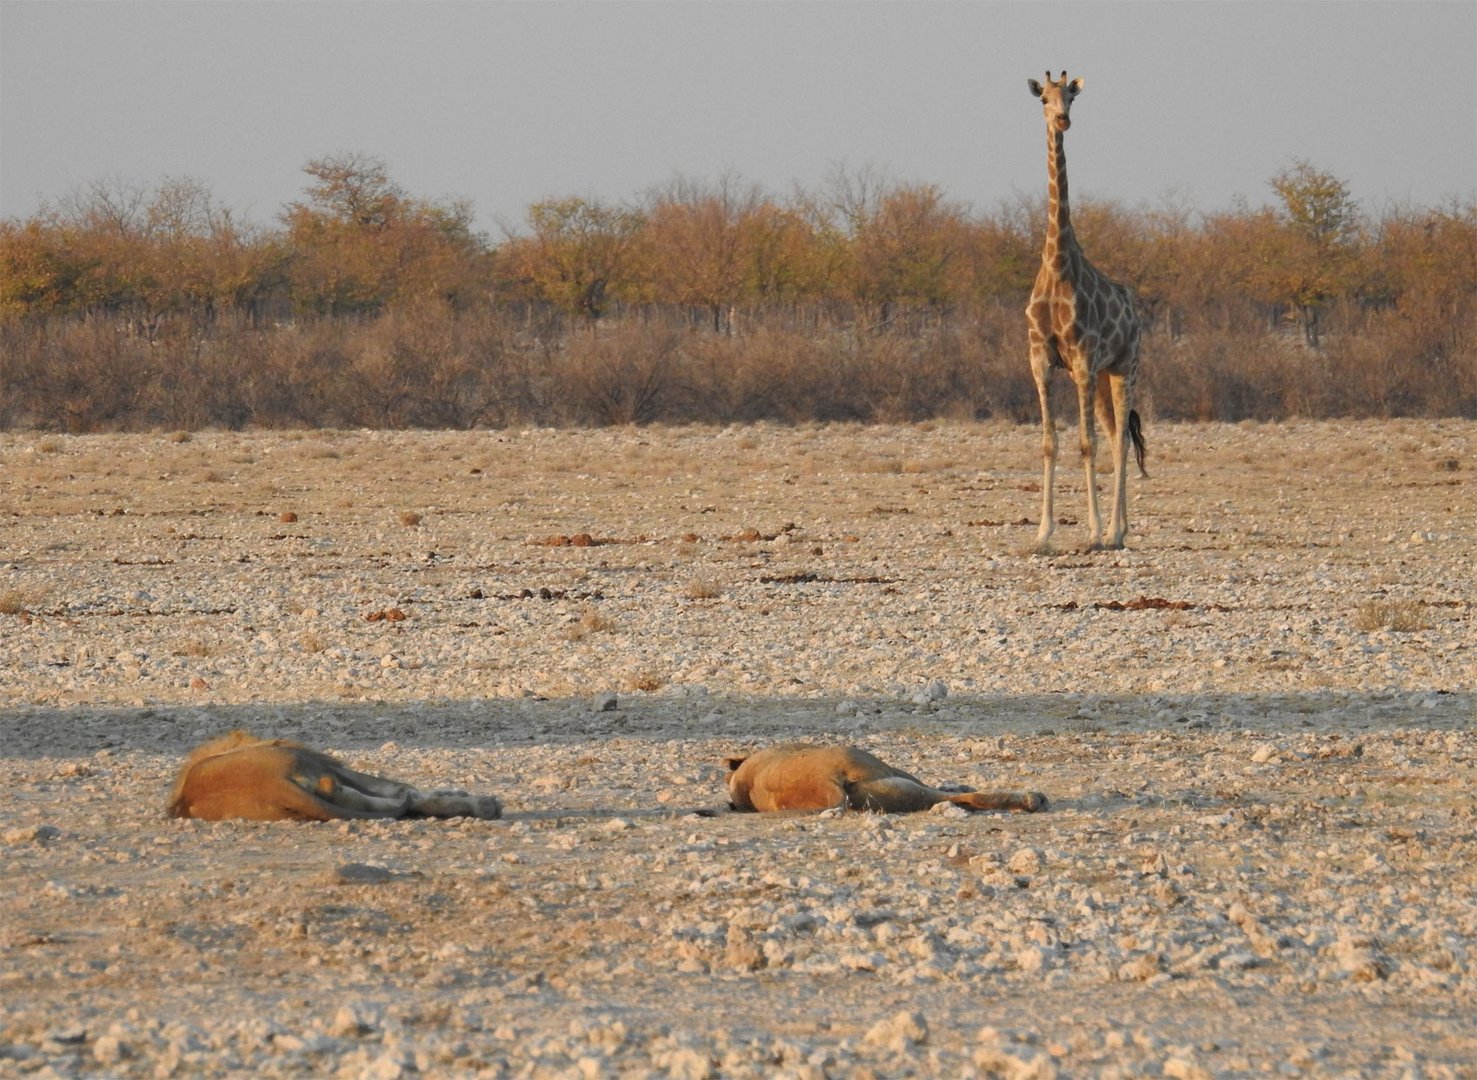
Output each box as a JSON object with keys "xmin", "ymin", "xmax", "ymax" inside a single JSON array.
[
  {"xmin": 167, "ymin": 731, "xmax": 502, "ymax": 822},
  {"xmin": 724, "ymin": 743, "xmax": 1047, "ymax": 815}
]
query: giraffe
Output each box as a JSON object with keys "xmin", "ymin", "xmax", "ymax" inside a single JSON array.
[{"xmin": 1025, "ymin": 71, "xmax": 1146, "ymax": 552}]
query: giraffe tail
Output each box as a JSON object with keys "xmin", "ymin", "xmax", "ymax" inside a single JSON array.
[{"xmin": 1128, "ymin": 409, "xmax": 1148, "ymax": 478}]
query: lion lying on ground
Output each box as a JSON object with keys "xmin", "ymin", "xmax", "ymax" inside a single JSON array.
[
  {"xmin": 167, "ymin": 731, "xmax": 502, "ymax": 822},
  {"xmin": 724, "ymin": 743, "xmax": 1047, "ymax": 814}
]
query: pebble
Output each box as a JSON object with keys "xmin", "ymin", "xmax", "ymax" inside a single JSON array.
[
  {"xmin": 330, "ymin": 1005, "xmax": 376, "ymax": 1037},
  {"xmin": 3, "ymin": 823, "xmax": 61, "ymax": 845},
  {"xmin": 1007, "ymin": 848, "xmax": 1043, "ymax": 875},
  {"xmin": 863, "ymin": 1010, "xmax": 928, "ymax": 1052},
  {"xmin": 1163, "ymin": 1058, "xmax": 1212, "ymax": 1080},
  {"xmin": 92, "ymin": 1035, "xmax": 129, "ymax": 1065}
]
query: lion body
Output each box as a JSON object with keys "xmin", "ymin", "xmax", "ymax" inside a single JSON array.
[
  {"xmin": 167, "ymin": 731, "xmax": 501, "ymax": 822},
  {"xmin": 724, "ymin": 743, "xmax": 1046, "ymax": 814}
]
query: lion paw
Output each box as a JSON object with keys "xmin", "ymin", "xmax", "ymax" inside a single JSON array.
[
  {"xmin": 1018, "ymin": 791, "xmax": 1048, "ymax": 813},
  {"xmin": 467, "ymin": 795, "xmax": 503, "ymax": 820}
]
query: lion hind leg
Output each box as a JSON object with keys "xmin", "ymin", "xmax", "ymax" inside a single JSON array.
[
  {"xmin": 408, "ymin": 790, "xmax": 503, "ymax": 820},
  {"xmin": 948, "ymin": 790, "xmax": 1049, "ymax": 813},
  {"xmin": 847, "ymin": 779, "xmax": 1049, "ymax": 814},
  {"xmin": 744, "ymin": 768, "xmax": 850, "ymax": 812},
  {"xmin": 291, "ymin": 771, "xmax": 415, "ymax": 818},
  {"xmin": 846, "ymin": 776, "xmax": 952, "ymax": 814},
  {"xmin": 323, "ymin": 764, "xmax": 421, "ymax": 801}
]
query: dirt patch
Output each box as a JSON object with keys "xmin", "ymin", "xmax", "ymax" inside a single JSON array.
[{"xmin": 0, "ymin": 420, "xmax": 1472, "ymax": 1076}]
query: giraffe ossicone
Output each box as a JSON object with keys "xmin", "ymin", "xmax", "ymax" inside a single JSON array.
[{"xmin": 1025, "ymin": 71, "xmax": 1146, "ymax": 553}]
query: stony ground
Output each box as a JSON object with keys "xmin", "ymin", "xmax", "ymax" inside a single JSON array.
[{"xmin": 0, "ymin": 419, "xmax": 1472, "ymax": 1078}]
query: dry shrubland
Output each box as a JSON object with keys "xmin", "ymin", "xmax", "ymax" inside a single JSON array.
[{"xmin": 1, "ymin": 158, "xmax": 1472, "ymax": 430}]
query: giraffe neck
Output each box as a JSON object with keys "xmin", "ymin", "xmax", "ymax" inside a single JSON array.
[{"xmin": 1044, "ymin": 124, "xmax": 1077, "ymax": 277}]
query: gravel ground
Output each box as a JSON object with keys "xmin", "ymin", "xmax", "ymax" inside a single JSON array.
[{"xmin": 0, "ymin": 420, "xmax": 1472, "ymax": 1078}]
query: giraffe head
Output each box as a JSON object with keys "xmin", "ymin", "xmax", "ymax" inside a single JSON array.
[{"xmin": 1028, "ymin": 71, "xmax": 1084, "ymax": 132}]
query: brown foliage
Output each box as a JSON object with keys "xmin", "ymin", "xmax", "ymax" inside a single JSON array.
[{"xmin": 1, "ymin": 160, "xmax": 1473, "ymax": 428}]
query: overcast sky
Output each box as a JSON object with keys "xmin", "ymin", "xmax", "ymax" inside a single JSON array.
[{"xmin": 3, "ymin": 1, "xmax": 1474, "ymax": 237}]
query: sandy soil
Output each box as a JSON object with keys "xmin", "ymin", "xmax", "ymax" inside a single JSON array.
[{"xmin": 0, "ymin": 420, "xmax": 1472, "ymax": 1078}]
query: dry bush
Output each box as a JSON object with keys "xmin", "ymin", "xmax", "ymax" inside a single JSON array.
[
  {"xmin": 0, "ymin": 284, "xmax": 1471, "ymax": 431},
  {"xmin": 329, "ymin": 304, "xmax": 505, "ymax": 428},
  {"xmin": 726, "ymin": 329, "xmax": 863, "ymax": 423},
  {"xmin": 1, "ymin": 320, "xmax": 151, "ymax": 431},
  {"xmin": 1144, "ymin": 333, "xmax": 1322, "ymax": 422},
  {"xmin": 679, "ymin": 328, "xmax": 824, "ymax": 423},
  {"xmin": 255, "ymin": 320, "xmax": 353, "ymax": 427},
  {"xmin": 550, "ymin": 323, "xmax": 682, "ymax": 425},
  {"xmin": 142, "ymin": 321, "xmax": 259, "ymax": 430},
  {"xmin": 968, "ymin": 310, "xmax": 1039, "ymax": 421},
  {"xmin": 674, "ymin": 320, "xmax": 1012, "ymax": 425},
  {"xmin": 1322, "ymin": 315, "xmax": 1477, "ymax": 418},
  {"xmin": 2, "ymin": 165, "xmax": 1470, "ymax": 431}
]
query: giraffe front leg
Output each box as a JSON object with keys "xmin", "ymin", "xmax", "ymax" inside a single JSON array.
[
  {"xmin": 1104, "ymin": 372, "xmax": 1132, "ymax": 549},
  {"xmin": 1030, "ymin": 345, "xmax": 1057, "ymax": 553},
  {"xmin": 1076, "ymin": 373, "xmax": 1103, "ymax": 550}
]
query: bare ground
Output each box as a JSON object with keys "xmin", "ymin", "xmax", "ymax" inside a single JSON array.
[{"xmin": 0, "ymin": 420, "xmax": 1473, "ymax": 1078}]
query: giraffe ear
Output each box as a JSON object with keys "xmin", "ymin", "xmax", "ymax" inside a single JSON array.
[
  {"xmin": 1068, "ymin": 77, "xmax": 1085, "ymax": 96},
  {"xmin": 1028, "ymin": 79, "xmax": 1044, "ymax": 98}
]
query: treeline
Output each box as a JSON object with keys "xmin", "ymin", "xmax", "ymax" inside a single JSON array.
[{"xmin": 1, "ymin": 154, "xmax": 1473, "ymax": 430}]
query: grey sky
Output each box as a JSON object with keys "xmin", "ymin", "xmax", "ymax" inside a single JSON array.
[{"xmin": 2, "ymin": 1, "xmax": 1474, "ymax": 237}]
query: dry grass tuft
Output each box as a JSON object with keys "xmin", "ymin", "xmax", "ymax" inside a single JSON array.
[
  {"xmin": 622, "ymin": 671, "xmax": 666, "ymax": 693},
  {"xmin": 901, "ymin": 457, "xmax": 956, "ymax": 474},
  {"xmin": 1353, "ymin": 599, "xmax": 1430, "ymax": 633},
  {"xmin": 565, "ymin": 605, "xmax": 616, "ymax": 640},
  {"xmin": 0, "ymin": 588, "xmax": 44, "ymax": 616},
  {"xmin": 173, "ymin": 639, "xmax": 219, "ymax": 658},
  {"xmin": 683, "ymin": 578, "xmax": 723, "ymax": 601}
]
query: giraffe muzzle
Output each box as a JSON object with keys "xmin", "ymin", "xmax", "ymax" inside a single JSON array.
[{"xmin": 1054, "ymin": 115, "xmax": 1071, "ymax": 132}]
